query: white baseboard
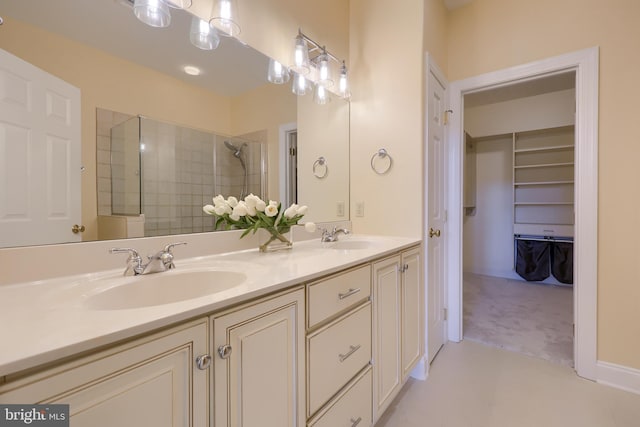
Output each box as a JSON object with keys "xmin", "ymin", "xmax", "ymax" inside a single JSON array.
[{"xmin": 597, "ymin": 360, "xmax": 640, "ymax": 395}]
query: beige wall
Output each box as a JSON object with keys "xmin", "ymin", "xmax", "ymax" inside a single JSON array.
[
  {"xmin": 0, "ymin": 16, "xmax": 232, "ymax": 241},
  {"xmin": 448, "ymin": 0, "xmax": 640, "ymax": 369},
  {"xmin": 349, "ymin": 0, "xmax": 426, "ymax": 238}
]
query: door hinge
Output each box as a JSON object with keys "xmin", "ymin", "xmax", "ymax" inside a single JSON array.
[
  {"xmin": 289, "ymin": 147, "xmax": 296, "ymax": 156},
  {"xmin": 444, "ymin": 209, "xmax": 448, "ymax": 223},
  {"xmin": 573, "ymin": 324, "xmax": 575, "ymax": 337},
  {"xmin": 443, "ymin": 308, "xmax": 448, "ymax": 321}
]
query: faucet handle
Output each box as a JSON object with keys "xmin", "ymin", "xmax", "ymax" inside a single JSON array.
[
  {"xmin": 110, "ymin": 248, "xmax": 143, "ymax": 275},
  {"xmin": 163, "ymin": 242, "xmax": 187, "ymax": 253},
  {"xmin": 160, "ymin": 242, "xmax": 187, "ymax": 270},
  {"xmin": 110, "ymin": 247, "xmax": 141, "ymax": 259}
]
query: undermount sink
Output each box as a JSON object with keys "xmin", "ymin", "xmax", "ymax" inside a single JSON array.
[
  {"xmin": 85, "ymin": 269, "xmax": 247, "ymax": 310},
  {"xmin": 326, "ymin": 240, "xmax": 374, "ymax": 250}
]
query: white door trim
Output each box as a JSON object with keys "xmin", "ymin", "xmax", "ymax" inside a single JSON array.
[
  {"xmin": 445, "ymin": 47, "xmax": 599, "ymax": 380},
  {"xmin": 278, "ymin": 122, "xmax": 297, "ymax": 204}
]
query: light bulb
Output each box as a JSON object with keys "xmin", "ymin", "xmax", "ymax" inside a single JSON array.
[
  {"xmin": 292, "ymin": 73, "xmax": 309, "ymax": 96},
  {"xmin": 313, "ymin": 83, "xmax": 331, "ymax": 105},
  {"xmin": 339, "ymin": 61, "xmax": 351, "ymax": 99},
  {"xmin": 317, "ymin": 52, "xmax": 333, "ymax": 87},
  {"xmin": 291, "ymin": 34, "xmax": 310, "ymax": 75}
]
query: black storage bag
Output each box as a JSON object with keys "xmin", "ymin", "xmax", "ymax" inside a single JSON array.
[
  {"xmin": 515, "ymin": 239, "xmax": 550, "ymax": 281},
  {"xmin": 551, "ymin": 242, "xmax": 574, "ymax": 285}
]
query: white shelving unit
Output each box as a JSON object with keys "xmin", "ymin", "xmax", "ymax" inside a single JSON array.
[{"xmin": 513, "ymin": 125, "xmax": 575, "ymax": 237}]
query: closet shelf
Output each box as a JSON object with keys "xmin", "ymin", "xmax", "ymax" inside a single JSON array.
[
  {"xmin": 514, "ymin": 144, "xmax": 574, "ymax": 153},
  {"xmin": 514, "ymin": 162, "xmax": 574, "ymax": 169},
  {"xmin": 514, "ymin": 180, "xmax": 574, "ymax": 186}
]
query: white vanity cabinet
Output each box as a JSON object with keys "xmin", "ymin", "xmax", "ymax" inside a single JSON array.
[
  {"xmin": 306, "ymin": 265, "xmax": 373, "ymax": 427},
  {"xmin": 211, "ymin": 287, "xmax": 305, "ymax": 427},
  {"xmin": 0, "ymin": 319, "xmax": 210, "ymax": 427},
  {"xmin": 372, "ymin": 246, "xmax": 423, "ymax": 422}
]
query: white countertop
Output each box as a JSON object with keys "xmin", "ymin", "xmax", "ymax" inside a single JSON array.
[{"xmin": 0, "ymin": 235, "xmax": 420, "ymax": 377}]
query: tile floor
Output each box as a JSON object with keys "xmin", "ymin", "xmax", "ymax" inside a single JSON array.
[{"xmin": 375, "ymin": 340, "xmax": 640, "ymax": 427}]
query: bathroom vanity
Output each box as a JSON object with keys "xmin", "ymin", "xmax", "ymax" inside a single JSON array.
[{"xmin": 0, "ymin": 236, "xmax": 422, "ymax": 427}]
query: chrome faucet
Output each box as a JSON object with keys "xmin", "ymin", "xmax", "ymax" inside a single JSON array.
[
  {"xmin": 110, "ymin": 242, "xmax": 187, "ymax": 276},
  {"xmin": 320, "ymin": 227, "xmax": 351, "ymax": 242}
]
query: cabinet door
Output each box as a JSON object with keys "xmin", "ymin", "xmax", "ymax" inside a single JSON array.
[
  {"xmin": 372, "ymin": 256, "xmax": 401, "ymax": 421},
  {"xmin": 213, "ymin": 289, "xmax": 305, "ymax": 427},
  {"xmin": 401, "ymin": 247, "xmax": 423, "ymax": 379},
  {"xmin": 0, "ymin": 320, "xmax": 209, "ymax": 427}
]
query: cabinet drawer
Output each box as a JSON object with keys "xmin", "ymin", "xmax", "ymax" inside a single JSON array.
[
  {"xmin": 309, "ymin": 367, "xmax": 372, "ymax": 427},
  {"xmin": 308, "ymin": 265, "xmax": 371, "ymax": 328},
  {"xmin": 308, "ymin": 303, "xmax": 371, "ymax": 416}
]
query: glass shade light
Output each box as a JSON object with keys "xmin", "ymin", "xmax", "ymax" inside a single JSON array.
[
  {"xmin": 290, "ymin": 34, "xmax": 310, "ymax": 75},
  {"xmin": 338, "ymin": 61, "xmax": 351, "ymax": 99},
  {"xmin": 133, "ymin": 0, "xmax": 171, "ymax": 28},
  {"xmin": 317, "ymin": 51, "xmax": 333, "ymax": 87},
  {"xmin": 190, "ymin": 16, "xmax": 220, "ymax": 50},
  {"xmin": 209, "ymin": 0, "xmax": 241, "ymax": 37},
  {"xmin": 292, "ymin": 73, "xmax": 309, "ymax": 96},
  {"xmin": 313, "ymin": 83, "xmax": 331, "ymax": 105},
  {"xmin": 267, "ymin": 59, "xmax": 290, "ymax": 84},
  {"xmin": 165, "ymin": 0, "xmax": 192, "ymax": 9}
]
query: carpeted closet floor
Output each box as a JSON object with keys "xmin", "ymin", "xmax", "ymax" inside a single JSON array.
[{"xmin": 463, "ymin": 273, "xmax": 573, "ymax": 366}]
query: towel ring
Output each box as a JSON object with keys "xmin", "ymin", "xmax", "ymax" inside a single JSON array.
[
  {"xmin": 370, "ymin": 148, "xmax": 393, "ymax": 175},
  {"xmin": 313, "ymin": 156, "xmax": 328, "ymax": 179}
]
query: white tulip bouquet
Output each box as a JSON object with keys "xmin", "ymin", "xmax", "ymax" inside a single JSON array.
[{"xmin": 203, "ymin": 194, "xmax": 316, "ymax": 252}]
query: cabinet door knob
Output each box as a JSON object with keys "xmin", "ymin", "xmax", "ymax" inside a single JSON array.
[
  {"xmin": 350, "ymin": 417, "xmax": 363, "ymax": 427},
  {"xmin": 218, "ymin": 344, "xmax": 233, "ymax": 359},
  {"xmin": 195, "ymin": 354, "xmax": 212, "ymax": 370}
]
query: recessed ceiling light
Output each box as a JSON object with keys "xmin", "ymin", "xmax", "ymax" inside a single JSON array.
[{"xmin": 183, "ymin": 65, "xmax": 201, "ymax": 76}]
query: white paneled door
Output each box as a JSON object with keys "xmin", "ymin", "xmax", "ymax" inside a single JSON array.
[
  {"xmin": 427, "ymin": 63, "xmax": 447, "ymax": 363},
  {"xmin": 0, "ymin": 48, "xmax": 81, "ymax": 247}
]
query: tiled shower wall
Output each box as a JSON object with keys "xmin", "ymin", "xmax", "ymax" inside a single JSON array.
[{"xmin": 96, "ymin": 109, "xmax": 265, "ymax": 238}]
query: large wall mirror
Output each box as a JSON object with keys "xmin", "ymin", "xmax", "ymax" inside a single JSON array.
[{"xmin": 0, "ymin": 0, "xmax": 349, "ymax": 248}]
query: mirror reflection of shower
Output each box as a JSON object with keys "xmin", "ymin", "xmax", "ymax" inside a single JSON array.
[{"xmin": 224, "ymin": 140, "xmax": 248, "ymax": 199}]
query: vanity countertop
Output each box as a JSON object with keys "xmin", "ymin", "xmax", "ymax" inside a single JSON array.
[{"xmin": 0, "ymin": 235, "xmax": 420, "ymax": 378}]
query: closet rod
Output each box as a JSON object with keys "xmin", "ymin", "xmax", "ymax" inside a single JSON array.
[{"xmin": 514, "ymin": 235, "xmax": 573, "ymax": 244}]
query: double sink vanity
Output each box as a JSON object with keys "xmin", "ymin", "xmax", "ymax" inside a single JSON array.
[{"xmin": 0, "ymin": 234, "xmax": 422, "ymax": 427}]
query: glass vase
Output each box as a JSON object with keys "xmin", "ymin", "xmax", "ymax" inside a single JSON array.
[{"xmin": 259, "ymin": 228, "xmax": 293, "ymax": 252}]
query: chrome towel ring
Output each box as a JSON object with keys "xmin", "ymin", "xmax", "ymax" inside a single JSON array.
[
  {"xmin": 370, "ymin": 148, "xmax": 392, "ymax": 174},
  {"xmin": 313, "ymin": 156, "xmax": 328, "ymax": 179}
]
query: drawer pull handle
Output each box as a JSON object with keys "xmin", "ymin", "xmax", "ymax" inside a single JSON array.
[
  {"xmin": 350, "ymin": 417, "xmax": 363, "ymax": 427},
  {"xmin": 338, "ymin": 288, "xmax": 361, "ymax": 300},
  {"xmin": 338, "ymin": 344, "xmax": 361, "ymax": 362}
]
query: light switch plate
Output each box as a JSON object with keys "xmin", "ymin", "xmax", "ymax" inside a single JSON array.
[{"xmin": 355, "ymin": 202, "xmax": 364, "ymax": 217}]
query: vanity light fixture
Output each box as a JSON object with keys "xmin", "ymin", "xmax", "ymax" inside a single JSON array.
[
  {"xmin": 133, "ymin": 0, "xmax": 171, "ymax": 28},
  {"xmin": 267, "ymin": 59, "xmax": 290, "ymax": 84},
  {"xmin": 210, "ymin": 0, "xmax": 241, "ymax": 37},
  {"xmin": 287, "ymin": 30, "xmax": 350, "ymax": 101},
  {"xmin": 183, "ymin": 65, "xmax": 201, "ymax": 76},
  {"xmin": 292, "ymin": 73, "xmax": 309, "ymax": 96},
  {"xmin": 190, "ymin": 16, "xmax": 220, "ymax": 50}
]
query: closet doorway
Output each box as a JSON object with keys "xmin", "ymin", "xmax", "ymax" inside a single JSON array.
[
  {"xmin": 461, "ymin": 75, "xmax": 576, "ymax": 366},
  {"xmin": 444, "ymin": 48, "xmax": 599, "ymax": 380}
]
